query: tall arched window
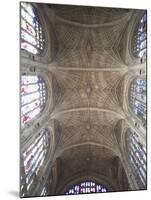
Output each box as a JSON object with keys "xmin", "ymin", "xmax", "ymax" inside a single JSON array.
[
  {"xmin": 21, "ymin": 2, "xmax": 45, "ymax": 54},
  {"xmin": 65, "ymin": 181, "xmax": 107, "ymax": 195},
  {"xmin": 129, "ymin": 78, "xmax": 146, "ymax": 122},
  {"xmin": 126, "ymin": 129, "xmax": 146, "ymax": 187},
  {"xmin": 21, "ymin": 75, "xmax": 47, "ymax": 127},
  {"xmin": 133, "ymin": 12, "xmax": 147, "ymax": 58},
  {"xmin": 23, "ymin": 129, "xmax": 50, "ymax": 191}
]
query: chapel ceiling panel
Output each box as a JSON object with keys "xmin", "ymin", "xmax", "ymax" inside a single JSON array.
[
  {"xmin": 50, "ymin": 12, "xmax": 132, "ymax": 67},
  {"xmin": 50, "ymin": 71, "xmax": 125, "ymax": 114},
  {"xmin": 54, "ymin": 123, "xmax": 120, "ymax": 157},
  {"xmin": 50, "ymin": 5, "xmax": 131, "ymax": 25},
  {"xmin": 56, "ymin": 144, "xmax": 121, "ymax": 186}
]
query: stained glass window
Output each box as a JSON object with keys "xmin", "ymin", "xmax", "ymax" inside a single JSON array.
[
  {"xmin": 20, "ymin": 176, "xmax": 26, "ymax": 197},
  {"xmin": 21, "ymin": 2, "xmax": 44, "ymax": 54},
  {"xmin": 23, "ymin": 129, "xmax": 49, "ymax": 191},
  {"xmin": 65, "ymin": 181, "xmax": 107, "ymax": 195},
  {"xmin": 21, "ymin": 75, "xmax": 47, "ymax": 127},
  {"xmin": 127, "ymin": 130, "xmax": 146, "ymax": 187},
  {"xmin": 129, "ymin": 79, "xmax": 146, "ymax": 122},
  {"xmin": 133, "ymin": 12, "xmax": 147, "ymax": 58}
]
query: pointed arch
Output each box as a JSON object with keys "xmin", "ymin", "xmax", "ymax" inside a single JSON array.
[{"xmin": 21, "ymin": 2, "xmax": 45, "ymax": 54}]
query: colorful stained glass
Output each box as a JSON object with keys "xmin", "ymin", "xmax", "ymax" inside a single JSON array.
[
  {"xmin": 65, "ymin": 181, "xmax": 107, "ymax": 195},
  {"xmin": 21, "ymin": 2, "xmax": 44, "ymax": 54},
  {"xmin": 129, "ymin": 79, "xmax": 146, "ymax": 122},
  {"xmin": 133, "ymin": 12, "xmax": 147, "ymax": 58},
  {"xmin": 23, "ymin": 129, "xmax": 49, "ymax": 191},
  {"xmin": 127, "ymin": 130, "xmax": 146, "ymax": 187},
  {"xmin": 21, "ymin": 75, "xmax": 46, "ymax": 127}
]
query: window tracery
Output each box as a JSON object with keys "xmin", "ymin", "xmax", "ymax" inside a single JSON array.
[
  {"xmin": 23, "ymin": 129, "xmax": 49, "ymax": 191},
  {"xmin": 21, "ymin": 2, "xmax": 45, "ymax": 54},
  {"xmin": 65, "ymin": 181, "xmax": 107, "ymax": 195},
  {"xmin": 21, "ymin": 75, "xmax": 47, "ymax": 127},
  {"xmin": 133, "ymin": 12, "xmax": 147, "ymax": 58},
  {"xmin": 126, "ymin": 129, "xmax": 146, "ymax": 187},
  {"xmin": 129, "ymin": 78, "xmax": 146, "ymax": 122}
]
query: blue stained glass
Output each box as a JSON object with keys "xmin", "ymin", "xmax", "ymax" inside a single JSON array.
[
  {"xmin": 127, "ymin": 130, "xmax": 146, "ymax": 187},
  {"xmin": 143, "ymin": 14, "xmax": 147, "ymax": 21},
  {"xmin": 133, "ymin": 12, "xmax": 147, "ymax": 58},
  {"xmin": 130, "ymin": 79, "xmax": 146, "ymax": 121},
  {"xmin": 65, "ymin": 181, "xmax": 107, "ymax": 195}
]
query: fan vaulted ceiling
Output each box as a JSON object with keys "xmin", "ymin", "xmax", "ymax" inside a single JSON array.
[{"xmin": 44, "ymin": 4, "xmax": 134, "ymax": 190}]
